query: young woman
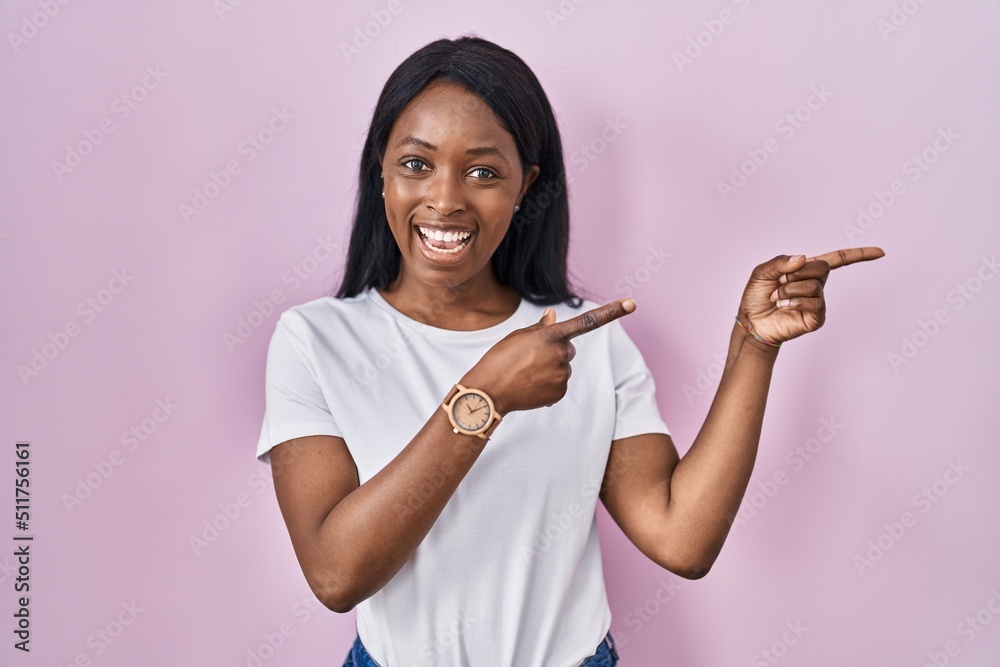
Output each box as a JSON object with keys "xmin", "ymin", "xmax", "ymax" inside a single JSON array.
[{"xmin": 255, "ymin": 35, "xmax": 883, "ymax": 667}]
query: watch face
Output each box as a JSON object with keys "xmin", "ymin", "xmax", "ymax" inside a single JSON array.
[{"xmin": 452, "ymin": 391, "xmax": 491, "ymax": 431}]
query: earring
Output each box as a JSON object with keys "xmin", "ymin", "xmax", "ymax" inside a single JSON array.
[
  {"xmin": 382, "ymin": 191, "xmax": 385, "ymax": 198},
  {"xmin": 514, "ymin": 204, "xmax": 520, "ymax": 213}
]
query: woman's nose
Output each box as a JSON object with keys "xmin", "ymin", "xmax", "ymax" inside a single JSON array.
[{"xmin": 424, "ymin": 172, "xmax": 465, "ymax": 216}]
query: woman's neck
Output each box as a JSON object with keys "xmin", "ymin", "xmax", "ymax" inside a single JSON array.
[{"xmin": 377, "ymin": 271, "xmax": 522, "ymax": 331}]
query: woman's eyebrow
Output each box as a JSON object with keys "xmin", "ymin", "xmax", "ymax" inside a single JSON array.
[
  {"xmin": 465, "ymin": 145, "xmax": 510, "ymax": 166},
  {"xmin": 394, "ymin": 135, "xmax": 436, "ymax": 151},
  {"xmin": 393, "ymin": 135, "xmax": 510, "ymax": 166}
]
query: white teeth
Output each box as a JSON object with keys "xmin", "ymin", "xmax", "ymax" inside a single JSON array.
[
  {"xmin": 416, "ymin": 226, "xmax": 473, "ymax": 255},
  {"xmin": 418, "ymin": 226, "xmax": 471, "ymax": 242}
]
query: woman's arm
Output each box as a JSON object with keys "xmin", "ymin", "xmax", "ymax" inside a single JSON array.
[
  {"xmin": 271, "ymin": 299, "xmax": 636, "ymax": 612},
  {"xmin": 270, "ymin": 394, "xmax": 489, "ymax": 613},
  {"xmin": 599, "ymin": 248, "xmax": 884, "ymax": 578},
  {"xmin": 599, "ymin": 321, "xmax": 776, "ymax": 579}
]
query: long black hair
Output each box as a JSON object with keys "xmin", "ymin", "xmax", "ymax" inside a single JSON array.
[{"xmin": 333, "ymin": 35, "xmax": 584, "ymax": 308}]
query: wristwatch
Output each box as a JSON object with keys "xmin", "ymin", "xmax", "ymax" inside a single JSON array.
[{"xmin": 440, "ymin": 383, "xmax": 503, "ymax": 440}]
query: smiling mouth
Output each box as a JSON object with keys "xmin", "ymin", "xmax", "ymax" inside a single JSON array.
[{"xmin": 415, "ymin": 226, "xmax": 474, "ymax": 255}]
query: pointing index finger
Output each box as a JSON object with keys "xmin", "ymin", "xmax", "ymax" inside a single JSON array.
[
  {"xmin": 808, "ymin": 246, "xmax": 885, "ymax": 270},
  {"xmin": 548, "ymin": 298, "xmax": 636, "ymax": 340}
]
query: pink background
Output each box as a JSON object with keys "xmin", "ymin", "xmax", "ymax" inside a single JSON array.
[{"xmin": 3, "ymin": 0, "xmax": 999, "ymax": 664}]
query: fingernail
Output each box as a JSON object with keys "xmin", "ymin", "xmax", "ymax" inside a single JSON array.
[
  {"xmin": 776, "ymin": 299, "xmax": 791, "ymax": 308},
  {"xmin": 790, "ymin": 254, "xmax": 804, "ymax": 263},
  {"xmin": 770, "ymin": 288, "xmax": 779, "ymax": 302},
  {"xmin": 779, "ymin": 274, "xmax": 788, "ymax": 285},
  {"xmin": 622, "ymin": 298, "xmax": 636, "ymax": 313}
]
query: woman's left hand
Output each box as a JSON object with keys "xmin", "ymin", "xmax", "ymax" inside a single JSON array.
[{"xmin": 738, "ymin": 247, "xmax": 885, "ymax": 345}]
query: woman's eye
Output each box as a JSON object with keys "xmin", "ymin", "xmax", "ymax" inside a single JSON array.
[
  {"xmin": 470, "ymin": 167, "xmax": 496, "ymax": 180},
  {"xmin": 402, "ymin": 158, "xmax": 427, "ymax": 172}
]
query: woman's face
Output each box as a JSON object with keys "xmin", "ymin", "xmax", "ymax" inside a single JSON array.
[{"xmin": 380, "ymin": 80, "xmax": 539, "ymax": 291}]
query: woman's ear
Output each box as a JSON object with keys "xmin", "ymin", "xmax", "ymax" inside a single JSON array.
[{"xmin": 520, "ymin": 164, "xmax": 541, "ymax": 200}]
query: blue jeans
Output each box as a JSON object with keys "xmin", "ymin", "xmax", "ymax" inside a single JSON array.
[{"xmin": 341, "ymin": 630, "xmax": 619, "ymax": 666}]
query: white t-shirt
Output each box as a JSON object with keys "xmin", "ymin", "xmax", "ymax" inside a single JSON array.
[{"xmin": 256, "ymin": 286, "xmax": 671, "ymax": 667}]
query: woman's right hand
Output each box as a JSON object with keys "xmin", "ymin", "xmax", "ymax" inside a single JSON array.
[{"xmin": 460, "ymin": 298, "xmax": 637, "ymax": 415}]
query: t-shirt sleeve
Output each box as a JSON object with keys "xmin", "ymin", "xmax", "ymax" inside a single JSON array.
[
  {"xmin": 255, "ymin": 313, "xmax": 343, "ymax": 465},
  {"xmin": 606, "ymin": 318, "xmax": 671, "ymax": 441}
]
